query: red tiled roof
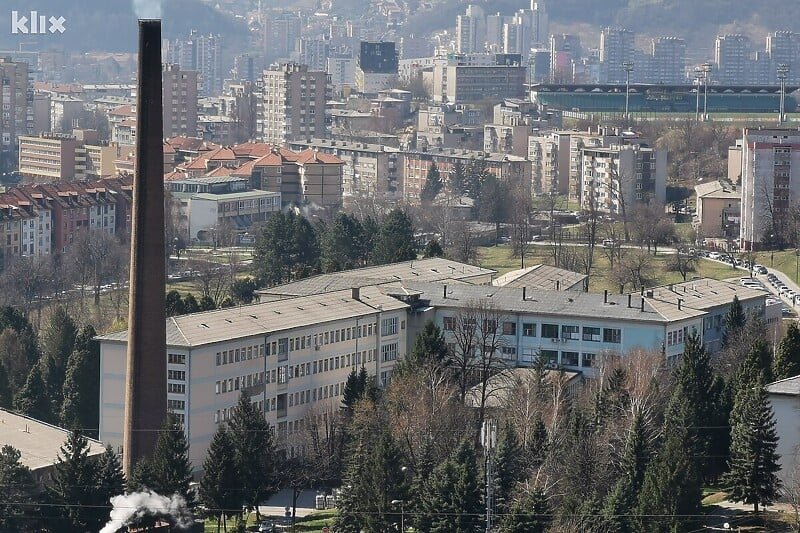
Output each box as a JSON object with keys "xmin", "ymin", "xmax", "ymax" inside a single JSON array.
[
  {"xmin": 110, "ymin": 105, "xmax": 136, "ymax": 117},
  {"xmin": 205, "ymin": 166, "xmax": 235, "ymax": 177},
  {"xmin": 295, "ymin": 148, "xmax": 344, "ymax": 165},
  {"xmin": 232, "ymin": 142, "xmax": 274, "ymax": 159},
  {"xmin": 164, "ymin": 171, "xmax": 187, "ymax": 181}
]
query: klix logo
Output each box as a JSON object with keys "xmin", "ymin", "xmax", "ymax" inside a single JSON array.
[{"xmin": 10, "ymin": 10, "xmax": 66, "ymax": 34}]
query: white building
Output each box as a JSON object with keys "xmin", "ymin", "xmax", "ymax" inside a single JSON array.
[
  {"xmin": 738, "ymin": 128, "xmax": 800, "ymax": 250},
  {"xmin": 98, "ymin": 286, "xmax": 410, "ymax": 469},
  {"xmin": 766, "ymin": 376, "xmax": 800, "ymax": 488}
]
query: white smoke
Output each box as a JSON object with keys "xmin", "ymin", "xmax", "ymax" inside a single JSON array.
[
  {"xmin": 99, "ymin": 490, "xmax": 193, "ymax": 533},
  {"xmin": 133, "ymin": 0, "xmax": 163, "ymax": 19}
]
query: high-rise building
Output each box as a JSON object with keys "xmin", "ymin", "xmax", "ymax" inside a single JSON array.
[
  {"xmin": 0, "ymin": 57, "xmax": 30, "ymax": 172},
  {"xmin": 162, "ymin": 64, "xmax": 198, "ymax": 138},
  {"xmin": 355, "ymin": 42, "xmax": 398, "ymax": 94},
  {"xmin": 715, "ymin": 34, "xmax": 752, "ymax": 85},
  {"xmin": 258, "ymin": 63, "xmax": 329, "ymax": 145},
  {"xmin": 502, "ymin": 14, "xmax": 526, "ymax": 56},
  {"xmin": 530, "ymin": 1, "xmax": 548, "ymax": 48},
  {"xmin": 485, "ymin": 13, "xmax": 507, "ymax": 52},
  {"xmin": 432, "ymin": 54, "xmax": 526, "ymax": 103},
  {"xmin": 550, "ymin": 34, "xmax": 581, "ymax": 83},
  {"xmin": 297, "ymin": 37, "xmax": 331, "ymax": 72},
  {"xmin": 643, "ymin": 37, "xmax": 686, "ymax": 84},
  {"xmin": 599, "ymin": 27, "xmax": 635, "ymax": 83},
  {"xmin": 266, "ymin": 13, "xmax": 302, "ymax": 61},
  {"xmin": 767, "ymin": 31, "xmax": 800, "ymax": 83},
  {"xmin": 164, "ymin": 32, "xmax": 223, "ymax": 96},
  {"xmin": 456, "ymin": 5, "xmax": 486, "ymax": 54},
  {"xmin": 739, "ymin": 128, "xmax": 800, "ymax": 250}
]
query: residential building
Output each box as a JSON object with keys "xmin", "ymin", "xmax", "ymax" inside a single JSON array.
[
  {"xmin": 766, "ymin": 376, "xmax": 800, "ymax": 488},
  {"xmin": 767, "ymin": 31, "xmax": 800, "ymax": 84},
  {"xmin": 0, "ymin": 409, "xmax": 105, "ymax": 488},
  {"xmin": 484, "ymin": 99, "xmax": 551, "ymax": 157},
  {"xmin": 529, "ymin": 1, "xmax": 549, "ymax": 48},
  {"xmin": 715, "ymin": 34, "xmax": 752, "ymax": 85},
  {"xmin": 98, "ymin": 286, "xmax": 410, "ymax": 469},
  {"xmin": 287, "ymin": 138, "xmax": 403, "ymax": 202},
  {"xmin": 550, "ymin": 34, "xmax": 581, "ymax": 83},
  {"xmin": 580, "ymin": 143, "xmax": 667, "ymax": 215},
  {"xmin": 693, "ymin": 180, "xmax": 741, "ymax": 240},
  {"xmin": 416, "ymin": 103, "xmax": 484, "ymax": 150},
  {"xmin": 327, "ymin": 53, "xmax": 356, "ymax": 96},
  {"xmin": 646, "ymin": 37, "xmax": 686, "ymax": 84},
  {"xmin": 739, "ymin": 128, "xmax": 800, "ymax": 250},
  {"xmin": 164, "ymin": 31, "xmax": 223, "ymax": 96},
  {"xmin": 265, "ymin": 13, "xmax": 302, "ymax": 61},
  {"xmin": 49, "ymin": 95, "xmax": 85, "ymax": 133},
  {"xmin": 599, "ymin": 27, "xmax": 635, "ymax": 83},
  {"xmin": 355, "ymin": 42, "xmax": 399, "ymax": 95},
  {"xmin": 18, "ymin": 130, "xmax": 119, "ymax": 183},
  {"xmin": 162, "ymin": 65, "xmax": 199, "ymax": 139},
  {"xmin": 432, "ymin": 53, "xmax": 526, "ymax": 103},
  {"xmin": 297, "ymin": 37, "xmax": 330, "ymax": 72},
  {"xmin": 0, "ymin": 57, "xmax": 30, "ymax": 169},
  {"xmin": 456, "ymin": 5, "xmax": 486, "ymax": 54},
  {"xmin": 258, "ymin": 63, "xmax": 329, "ymax": 145},
  {"xmin": 528, "ymin": 131, "xmax": 569, "ymax": 195}
]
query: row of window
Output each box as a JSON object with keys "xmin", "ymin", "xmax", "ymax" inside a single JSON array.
[
  {"xmin": 443, "ymin": 317, "xmax": 622, "ymax": 344},
  {"xmin": 667, "ymin": 327, "xmax": 688, "ymax": 347},
  {"xmin": 538, "ymin": 350, "xmax": 596, "ymax": 368},
  {"xmin": 215, "ymin": 371, "xmax": 265, "ymax": 394}
]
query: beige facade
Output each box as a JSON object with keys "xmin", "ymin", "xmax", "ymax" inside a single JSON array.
[
  {"xmin": 258, "ymin": 63, "xmax": 329, "ymax": 144},
  {"xmin": 19, "ymin": 130, "xmax": 118, "ymax": 183},
  {"xmin": 98, "ymin": 287, "xmax": 409, "ymax": 469},
  {"xmin": 694, "ymin": 180, "xmax": 741, "ymax": 239}
]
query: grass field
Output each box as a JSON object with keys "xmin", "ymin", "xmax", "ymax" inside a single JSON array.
[
  {"xmin": 476, "ymin": 243, "xmax": 742, "ymax": 294},
  {"xmin": 203, "ymin": 509, "xmax": 336, "ymax": 532}
]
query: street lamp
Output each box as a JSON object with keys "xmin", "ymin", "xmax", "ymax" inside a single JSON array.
[
  {"xmin": 391, "ymin": 500, "xmax": 405, "ymax": 532},
  {"xmin": 778, "ymin": 63, "xmax": 790, "ymax": 125},
  {"xmin": 702, "ymin": 62, "xmax": 712, "ymax": 121},
  {"xmin": 694, "ymin": 68, "xmax": 704, "ymax": 122},
  {"xmin": 623, "ymin": 60, "xmax": 634, "ymax": 121}
]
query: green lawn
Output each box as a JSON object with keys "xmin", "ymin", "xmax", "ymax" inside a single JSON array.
[
  {"xmin": 476, "ymin": 243, "xmax": 742, "ymax": 294},
  {"xmin": 749, "ymin": 250, "xmax": 800, "ymax": 285},
  {"xmin": 202, "ymin": 510, "xmax": 337, "ymax": 533}
]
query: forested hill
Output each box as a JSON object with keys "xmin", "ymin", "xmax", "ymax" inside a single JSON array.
[{"xmin": 0, "ymin": 0, "xmax": 247, "ymax": 52}]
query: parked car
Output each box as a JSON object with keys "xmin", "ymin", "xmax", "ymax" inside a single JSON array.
[{"xmin": 708, "ymin": 252, "xmax": 721, "ymax": 260}]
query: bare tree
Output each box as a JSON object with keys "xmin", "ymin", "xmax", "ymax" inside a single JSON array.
[
  {"xmin": 448, "ymin": 220, "xmax": 479, "ymax": 264},
  {"xmin": 666, "ymin": 244, "xmax": 698, "ymax": 281},
  {"xmin": 0, "ymin": 256, "xmax": 53, "ymax": 327}
]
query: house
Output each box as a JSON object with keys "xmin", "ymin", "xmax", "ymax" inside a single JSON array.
[{"xmin": 766, "ymin": 375, "xmax": 800, "ymax": 488}]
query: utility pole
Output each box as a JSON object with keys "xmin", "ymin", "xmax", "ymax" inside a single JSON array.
[
  {"xmin": 702, "ymin": 62, "xmax": 712, "ymax": 121},
  {"xmin": 623, "ymin": 60, "xmax": 634, "ymax": 122},
  {"xmin": 694, "ymin": 68, "xmax": 703, "ymax": 122},
  {"xmin": 482, "ymin": 419, "xmax": 498, "ymax": 533}
]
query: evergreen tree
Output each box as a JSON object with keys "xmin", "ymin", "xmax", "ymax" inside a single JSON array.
[
  {"xmin": 0, "ymin": 445, "xmax": 37, "ymax": 532},
  {"xmin": 422, "ymin": 238, "xmax": 444, "ymax": 258},
  {"xmin": 477, "ymin": 173, "xmax": 507, "ymax": 243},
  {"xmin": 359, "ymin": 430, "xmax": 408, "ymax": 532},
  {"xmin": 321, "ymin": 213, "xmax": 365, "ymax": 272},
  {"xmin": 723, "ymin": 377, "xmax": 782, "ymax": 512},
  {"xmin": 92, "ymin": 446, "xmax": 125, "ymax": 531},
  {"xmin": 361, "ymin": 216, "xmax": 380, "ymax": 265},
  {"xmin": 127, "ymin": 457, "xmax": 154, "ymax": 492},
  {"xmin": 740, "ymin": 336, "xmax": 773, "ymax": 386},
  {"xmin": 708, "ymin": 374, "xmax": 734, "ymax": 482},
  {"xmin": 0, "ymin": 361, "xmax": 11, "ymax": 409},
  {"xmin": 183, "ymin": 293, "xmax": 200, "ymax": 314},
  {"xmin": 421, "ymin": 163, "xmax": 443, "ymax": 202},
  {"xmin": 723, "ymin": 295, "xmax": 746, "ymax": 346},
  {"xmin": 396, "ymin": 320, "xmax": 449, "ymax": 375},
  {"xmin": 230, "ymin": 277, "xmax": 257, "ymax": 305},
  {"xmin": 39, "ymin": 306, "xmax": 77, "ymax": 399},
  {"xmin": 449, "ymin": 160, "xmax": 467, "ymax": 196},
  {"xmin": 341, "ymin": 368, "xmax": 365, "ymax": 412},
  {"xmin": 200, "ymin": 425, "xmax": 240, "ymax": 531},
  {"xmin": 228, "ymin": 392, "xmax": 277, "ymax": 517},
  {"xmin": 498, "ymin": 485, "xmax": 551, "ymax": 533},
  {"xmin": 165, "ymin": 289, "xmax": 185, "ymax": 316},
  {"xmin": 198, "ymin": 295, "xmax": 216, "ymax": 311},
  {"xmin": 773, "ymin": 321, "xmax": 800, "ymax": 381},
  {"xmin": 47, "ymin": 431, "xmax": 97, "ymax": 533},
  {"xmin": 636, "ymin": 397, "xmax": 703, "ymax": 533},
  {"xmin": 253, "ymin": 211, "xmax": 292, "ymax": 285},
  {"xmin": 372, "ymin": 209, "xmax": 417, "ymax": 265},
  {"xmin": 527, "ymin": 417, "xmax": 548, "ymax": 466},
  {"xmin": 14, "ymin": 362, "xmax": 53, "ymax": 423},
  {"xmin": 602, "ymin": 413, "xmax": 649, "ymax": 533},
  {"xmin": 420, "ymin": 438, "xmax": 483, "ymax": 533},
  {"xmin": 60, "ymin": 348, "xmax": 100, "ymax": 436},
  {"xmin": 290, "ymin": 212, "xmax": 321, "ymax": 277},
  {"xmin": 494, "ymin": 422, "xmax": 524, "ymax": 515},
  {"xmin": 149, "ymin": 413, "xmax": 194, "ymax": 505}
]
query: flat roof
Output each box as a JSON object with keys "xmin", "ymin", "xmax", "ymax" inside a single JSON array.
[
  {"xmin": 633, "ymin": 279, "xmax": 766, "ymax": 322},
  {"xmin": 0, "ymin": 409, "xmax": 105, "ymax": 471},
  {"xmin": 493, "ymin": 264, "xmax": 587, "ymax": 291},
  {"xmin": 97, "ymin": 286, "xmax": 409, "ymax": 348},
  {"xmin": 766, "ymin": 375, "xmax": 800, "ymax": 396},
  {"xmin": 191, "ymin": 190, "xmax": 280, "ymax": 201}
]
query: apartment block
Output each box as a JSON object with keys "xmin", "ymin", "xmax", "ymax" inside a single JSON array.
[
  {"xmin": 0, "ymin": 57, "xmax": 31, "ymax": 168},
  {"xmin": 163, "ymin": 64, "xmax": 199, "ymax": 138},
  {"xmin": 432, "ymin": 54, "xmax": 526, "ymax": 103},
  {"xmin": 739, "ymin": 128, "xmax": 800, "ymax": 250},
  {"xmin": 599, "ymin": 27, "xmax": 635, "ymax": 83},
  {"xmin": 97, "ymin": 286, "xmax": 410, "ymax": 468},
  {"xmin": 484, "ymin": 99, "xmax": 550, "ymax": 157},
  {"xmin": 18, "ymin": 130, "xmax": 118, "ymax": 183},
  {"xmin": 646, "ymin": 37, "xmax": 686, "ymax": 84},
  {"xmin": 258, "ymin": 63, "xmax": 329, "ymax": 145},
  {"xmin": 164, "ymin": 31, "xmax": 223, "ymax": 96},
  {"xmin": 715, "ymin": 35, "xmax": 752, "ymax": 85},
  {"xmin": 550, "ymin": 34, "xmax": 582, "ymax": 83},
  {"xmin": 456, "ymin": 5, "xmax": 486, "ymax": 54},
  {"xmin": 355, "ymin": 42, "xmax": 399, "ymax": 95},
  {"xmin": 580, "ymin": 143, "xmax": 667, "ymax": 215}
]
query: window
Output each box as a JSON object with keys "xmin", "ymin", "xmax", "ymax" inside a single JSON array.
[
  {"xmin": 603, "ymin": 328, "xmax": 621, "ymax": 344},
  {"xmin": 582, "ymin": 353, "xmax": 596, "ymax": 367},
  {"xmin": 443, "ymin": 316, "xmax": 455, "ymax": 331},
  {"xmin": 541, "ymin": 324, "xmax": 559, "ymax": 338},
  {"xmin": 278, "ymin": 338, "xmax": 289, "ymax": 359},
  {"xmin": 215, "ymin": 381, "xmax": 220, "ymax": 394},
  {"xmin": 502, "ymin": 322, "xmax": 517, "ymax": 335},
  {"xmin": 167, "ymin": 370, "xmax": 185, "ymax": 381},
  {"xmin": 167, "ymin": 399, "xmax": 185, "ymax": 411},
  {"xmin": 582, "ymin": 327, "xmax": 601, "ymax": 342},
  {"xmin": 523, "ymin": 323, "xmax": 536, "ymax": 337},
  {"xmin": 168, "ymin": 383, "xmax": 185, "ymax": 394},
  {"xmin": 501, "ymin": 346, "xmax": 517, "ymax": 356},
  {"xmin": 381, "ymin": 317, "xmax": 398, "ymax": 336},
  {"xmin": 561, "ymin": 325, "xmax": 580, "ymax": 340},
  {"xmin": 277, "ymin": 366, "xmax": 288, "ymax": 384},
  {"xmin": 168, "ymin": 353, "xmax": 186, "ymax": 364},
  {"xmin": 540, "ymin": 349, "xmax": 558, "ymax": 364},
  {"xmin": 382, "ymin": 342, "xmax": 398, "ymax": 361},
  {"xmin": 483, "ymin": 319, "xmax": 497, "ymax": 333},
  {"xmin": 561, "ymin": 351, "xmax": 579, "ymax": 366}
]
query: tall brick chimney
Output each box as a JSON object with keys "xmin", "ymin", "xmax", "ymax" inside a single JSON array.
[{"xmin": 123, "ymin": 19, "xmax": 167, "ymax": 477}]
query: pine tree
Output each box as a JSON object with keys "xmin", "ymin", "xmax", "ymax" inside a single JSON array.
[
  {"xmin": 421, "ymin": 163, "xmax": 443, "ymax": 202},
  {"xmin": 498, "ymin": 485, "xmax": 551, "ymax": 533},
  {"xmin": 372, "ymin": 209, "xmax": 417, "ymax": 265},
  {"xmin": 359, "ymin": 430, "xmax": 408, "ymax": 533},
  {"xmin": 723, "ymin": 295, "xmax": 746, "ymax": 346},
  {"xmin": 183, "ymin": 293, "xmax": 200, "ymax": 314},
  {"xmin": 494, "ymin": 422, "xmax": 524, "ymax": 516},
  {"xmin": 422, "ymin": 238, "xmax": 444, "ymax": 258},
  {"xmin": 228, "ymin": 392, "xmax": 276, "ymax": 517},
  {"xmin": 0, "ymin": 445, "xmax": 37, "ymax": 532},
  {"xmin": 92, "ymin": 445, "xmax": 125, "ymax": 532},
  {"xmin": 60, "ymin": 348, "xmax": 99, "ymax": 435},
  {"xmin": 14, "ymin": 362, "xmax": 53, "ymax": 423},
  {"xmin": 527, "ymin": 417, "xmax": 548, "ymax": 466},
  {"xmin": 198, "ymin": 295, "xmax": 217, "ymax": 311},
  {"xmin": 396, "ymin": 320, "xmax": 449, "ymax": 375},
  {"xmin": 740, "ymin": 336, "xmax": 773, "ymax": 386},
  {"xmin": 341, "ymin": 369, "xmax": 365, "ymax": 412},
  {"xmin": 0, "ymin": 361, "xmax": 11, "ymax": 409},
  {"xmin": 421, "ymin": 438, "xmax": 483, "ymax": 533},
  {"xmin": 602, "ymin": 413, "xmax": 649, "ymax": 533},
  {"xmin": 449, "ymin": 160, "xmax": 467, "ymax": 196},
  {"xmin": 166, "ymin": 290, "xmax": 185, "ymax": 316},
  {"xmin": 200, "ymin": 425, "xmax": 240, "ymax": 531},
  {"xmin": 39, "ymin": 306, "xmax": 77, "ymax": 398},
  {"xmin": 636, "ymin": 397, "xmax": 703, "ymax": 533},
  {"xmin": 723, "ymin": 377, "xmax": 782, "ymax": 512},
  {"xmin": 149, "ymin": 413, "xmax": 194, "ymax": 505},
  {"xmin": 127, "ymin": 457, "xmax": 154, "ymax": 492},
  {"xmin": 321, "ymin": 213, "xmax": 365, "ymax": 272},
  {"xmin": 47, "ymin": 431, "xmax": 97, "ymax": 533},
  {"xmin": 773, "ymin": 321, "xmax": 800, "ymax": 381}
]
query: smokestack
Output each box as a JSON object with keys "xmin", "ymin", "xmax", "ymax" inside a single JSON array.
[
  {"xmin": 641, "ymin": 297, "xmax": 645, "ymax": 312},
  {"xmin": 522, "ymin": 286, "xmax": 526, "ymax": 301},
  {"xmin": 123, "ymin": 19, "xmax": 167, "ymax": 478},
  {"xmin": 556, "ymin": 280, "xmax": 560, "ymax": 291},
  {"xmin": 627, "ymin": 294, "xmax": 632, "ymax": 308},
  {"xmin": 604, "ymin": 289, "xmax": 608, "ymax": 303},
  {"xmin": 443, "ymin": 284, "xmax": 447, "ymax": 299},
  {"xmin": 352, "ymin": 287, "xmax": 360, "ymax": 301}
]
